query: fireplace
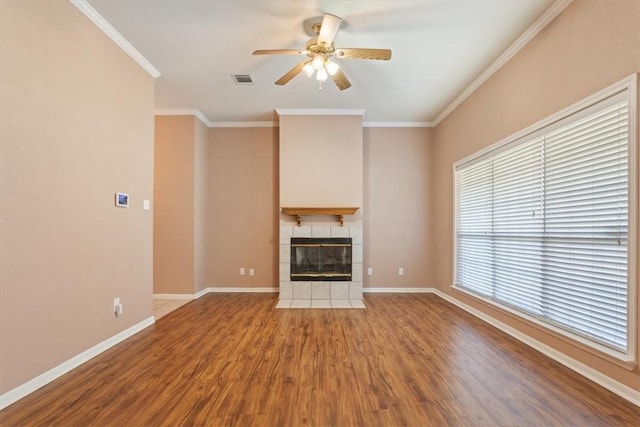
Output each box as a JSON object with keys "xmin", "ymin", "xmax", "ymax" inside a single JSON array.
[{"xmin": 290, "ymin": 238, "xmax": 352, "ymax": 281}]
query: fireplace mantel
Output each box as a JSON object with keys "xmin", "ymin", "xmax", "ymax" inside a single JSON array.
[{"xmin": 282, "ymin": 207, "xmax": 359, "ymax": 227}]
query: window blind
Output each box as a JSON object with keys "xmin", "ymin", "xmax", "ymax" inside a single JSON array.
[{"xmin": 455, "ymin": 93, "xmax": 631, "ymax": 356}]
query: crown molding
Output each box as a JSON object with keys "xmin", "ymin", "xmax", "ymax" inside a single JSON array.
[
  {"xmin": 209, "ymin": 121, "xmax": 278, "ymax": 128},
  {"xmin": 156, "ymin": 108, "xmax": 436, "ymax": 129},
  {"xmin": 364, "ymin": 121, "xmax": 434, "ymax": 128},
  {"xmin": 276, "ymin": 108, "xmax": 366, "ymax": 116},
  {"xmin": 154, "ymin": 109, "xmax": 212, "ymax": 126},
  {"xmin": 432, "ymin": 0, "xmax": 573, "ymax": 126},
  {"xmin": 154, "ymin": 110, "xmax": 279, "ymax": 128},
  {"xmin": 70, "ymin": 0, "xmax": 161, "ymax": 78}
]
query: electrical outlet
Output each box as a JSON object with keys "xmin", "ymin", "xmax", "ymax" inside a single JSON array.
[
  {"xmin": 249, "ymin": 268, "xmax": 255, "ymax": 276},
  {"xmin": 367, "ymin": 267, "xmax": 373, "ymax": 276},
  {"xmin": 113, "ymin": 298, "xmax": 122, "ymax": 316},
  {"xmin": 399, "ymin": 268, "xmax": 405, "ymax": 276},
  {"xmin": 240, "ymin": 267, "xmax": 245, "ymax": 275}
]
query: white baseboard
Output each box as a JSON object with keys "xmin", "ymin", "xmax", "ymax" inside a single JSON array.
[
  {"xmin": 363, "ymin": 287, "xmax": 436, "ymax": 293},
  {"xmin": 155, "ymin": 287, "xmax": 278, "ymax": 301},
  {"xmin": 0, "ymin": 316, "xmax": 155, "ymax": 411},
  {"xmin": 194, "ymin": 288, "xmax": 209, "ymax": 299},
  {"xmin": 432, "ymin": 289, "xmax": 639, "ymax": 407},
  {"xmin": 153, "ymin": 293, "xmax": 196, "ymax": 300},
  {"xmin": 204, "ymin": 287, "xmax": 278, "ymax": 293}
]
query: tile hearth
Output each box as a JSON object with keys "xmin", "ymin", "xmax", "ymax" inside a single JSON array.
[
  {"xmin": 278, "ymin": 223, "xmax": 364, "ymax": 309},
  {"xmin": 276, "ymin": 299, "xmax": 366, "ymax": 309}
]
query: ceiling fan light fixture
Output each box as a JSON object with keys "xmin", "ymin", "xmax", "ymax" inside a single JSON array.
[
  {"xmin": 316, "ymin": 67, "xmax": 328, "ymax": 82},
  {"xmin": 325, "ymin": 60, "xmax": 339, "ymax": 76},
  {"xmin": 303, "ymin": 62, "xmax": 314, "ymax": 77},
  {"xmin": 312, "ymin": 55, "xmax": 324, "ymax": 70}
]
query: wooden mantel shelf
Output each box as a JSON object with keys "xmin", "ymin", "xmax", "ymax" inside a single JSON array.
[{"xmin": 282, "ymin": 207, "xmax": 359, "ymax": 227}]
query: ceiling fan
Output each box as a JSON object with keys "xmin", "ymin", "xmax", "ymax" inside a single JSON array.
[{"xmin": 253, "ymin": 13, "xmax": 392, "ymax": 90}]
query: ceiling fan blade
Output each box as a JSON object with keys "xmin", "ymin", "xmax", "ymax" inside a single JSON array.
[
  {"xmin": 317, "ymin": 13, "xmax": 342, "ymax": 46},
  {"xmin": 332, "ymin": 69, "xmax": 351, "ymax": 91},
  {"xmin": 335, "ymin": 48, "xmax": 392, "ymax": 60},
  {"xmin": 275, "ymin": 61, "xmax": 307, "ymax": 85},
  {"xmin": 253, "ymin": 49, "xmax": 305, "ymax": 55}
]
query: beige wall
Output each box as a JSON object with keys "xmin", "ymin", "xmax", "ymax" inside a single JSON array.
[
  {"xmin": 206, "ymin": 128, "xmax": 279, "ymax": 287},
  {"xmin": 194, "ymin": 119, "xmax": 209, "ymax": 293},
  {"xmin": 200, "ymin": 125, "xmax": 433, "ymax": 290},
  {"xmin": 363, "ymin": 128, "xmax": 434, "ymax": 287},
  {"xmin": 432, "ymin": 0, "xmax": 639, "ymax": 390},
  {"xmin": 154, "ymin": 116, "xmax": 196, "ymax": 294},
  {"xmin": 154, "ymin": 116, "xmax": 209, "ymax": 294},
  {"xmin": 0, "ymin": 1, "xmax": 154, "ymax": 394},
  {"xmin": 279, "ymin": 114, "xmax": 363, "ymax": 208}
]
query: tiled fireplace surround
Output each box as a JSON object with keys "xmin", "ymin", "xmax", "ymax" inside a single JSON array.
[{"xmin": 276, "ymin": 221, "xmax": 365, "ymax": 309}]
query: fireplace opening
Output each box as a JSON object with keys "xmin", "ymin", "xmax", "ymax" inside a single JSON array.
[{"xmin": 290, "ymin": 237, "xmax": 352, "ymax": 281}]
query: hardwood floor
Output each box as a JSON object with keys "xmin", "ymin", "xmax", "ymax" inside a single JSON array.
[{"xmin": 1, "ymin": 293, "xmax": 638, "ymax": 426}]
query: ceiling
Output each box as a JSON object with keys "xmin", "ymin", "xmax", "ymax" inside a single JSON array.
[{"xmin": 86, "ymin": 0, "xmax": 557, "ymax": 125}]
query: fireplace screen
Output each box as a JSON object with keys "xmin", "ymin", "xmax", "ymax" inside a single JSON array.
[{"xmin": 290, "ymin": 238, "xmax": 352, "ymax": 281}]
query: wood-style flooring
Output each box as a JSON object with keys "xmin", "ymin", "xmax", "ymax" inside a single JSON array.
[{"xmin": 1, "ymin": 293, "xmax": 638, "ymax": 426}]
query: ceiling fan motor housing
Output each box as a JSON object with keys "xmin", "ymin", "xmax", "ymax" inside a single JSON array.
[{"xmin": 305, "ymin": 38, "xmax": 335, "ymax": 59}]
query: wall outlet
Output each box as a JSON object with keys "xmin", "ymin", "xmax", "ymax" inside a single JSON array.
[
  {"xmin": 398, "ymin": 268, "xmax": 405, "ymax": 276},
  {"xmin": 367, "ymin": 267, "xmax": 373, "ymax": 276},
  {"xmin": 113, "ymin": 298, "xmax": 123, "ymax": 316},
  {"xmin": 249, "ymin": 268, "xmax": 255, "ymax": 276},
  {"xmin": 240, "ymin": 267, "xmax": 245, "ymax": 275}
]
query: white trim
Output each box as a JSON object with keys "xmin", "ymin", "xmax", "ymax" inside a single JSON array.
[
  {"xmin": 205, "ymin": 287, "xmax": 278, "ymax": 293},
  {"xmin": 154, "ymin": 109, "xmax": 212, "ymax": 127},
  {"xmin": 194, "ymin": 110, "xmax": 212, "ymax": 127},
  {"xmin": 154, "ymin": 109, "xmax": 279, "ymax": 128},
  {"xmin": 69, "ymin": 0, "xmax": 161, "ymax": 78},
  {"xmin": 154, "ymin": 109, "xmax": 435, "ymax": 129},
  {"xmin": 433, "ymin": 0, "xmax": 573, "ymax": 126},
  {"xmin": 364, "ymin": 121, "xmax": 434, "ymax": 128},
  {"xmin": 153, "ymin": 293, "xmax": 196, "ymax": 300},
  {"xmin": 275, "ymin": 108, "xmax": 366, "ymax": 116},
  {"xmin": 154, "ymin": 287, "xmax": 279, "ymax": 300},
  {"xmin": 363, "ymin": 287, "xmax": 435, "ymax": 293},
  {"xmin": 0, "ymin": 316, "xmax": 155, "ymax": 410},
  {"xmin": 625, "ymin": 73, "xmax": 638, "ymax": 369},
  {"xmin": 194, "ymin": 288, "xmax": 209, "ymax": 299},
  {"xmin": 433, "ymin": 290, "xmax": 640, "ymax": 407},
  {"xmin": 208, "ymin": 121, "xmax": 277, "ymax": 128}
]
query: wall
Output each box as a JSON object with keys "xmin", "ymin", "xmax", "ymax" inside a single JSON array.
[
  {"xmin": 154, "ymin": 116, "xmax": 209, "ymax": 295},
  {"xmin": 154, "ymin": 116, "xmax": 196, "ymax": 294},
  {"xmin": 363, "ymin": 127, "xmax": 434, "ymax": 288},
  {"xmin": 432, "ymin": 0, "xmax": 640, "ymax": 391},
  {"xmin": 0, "ymin": 1, "xmax": 154, "ymax": 395},
  {"xmin": 194, "ymin": 119, "xmax": 209, "ymax": 293},
  {"xmin": 206, "ymin": 127, "xmax": 279, "ymax": 287},
  {"xmin": 203, "ymin": 125, "xmax": 434, "ymax": 291},
  {"xmin": 279, "ymin": 114, "xmax": 363, "ymax": 208}
]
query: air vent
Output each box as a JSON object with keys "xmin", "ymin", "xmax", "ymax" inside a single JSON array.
[{"xmin": 231, "ymin": 74, "xmax": 254, "ymax": 85}]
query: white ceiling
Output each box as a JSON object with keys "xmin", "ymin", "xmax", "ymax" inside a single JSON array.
[{"xmin": 86, "ymin": 0, "xmax": 558, "ymax": 125}]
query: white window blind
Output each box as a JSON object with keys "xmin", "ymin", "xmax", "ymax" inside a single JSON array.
[{"xmin": 455, "ymin": 88, "xmax": 634, "ymax": 359}]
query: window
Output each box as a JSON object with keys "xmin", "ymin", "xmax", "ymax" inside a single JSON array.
[{"xmin": 454, "ymin": 76, "xmax": 637, "ymax": 363}]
